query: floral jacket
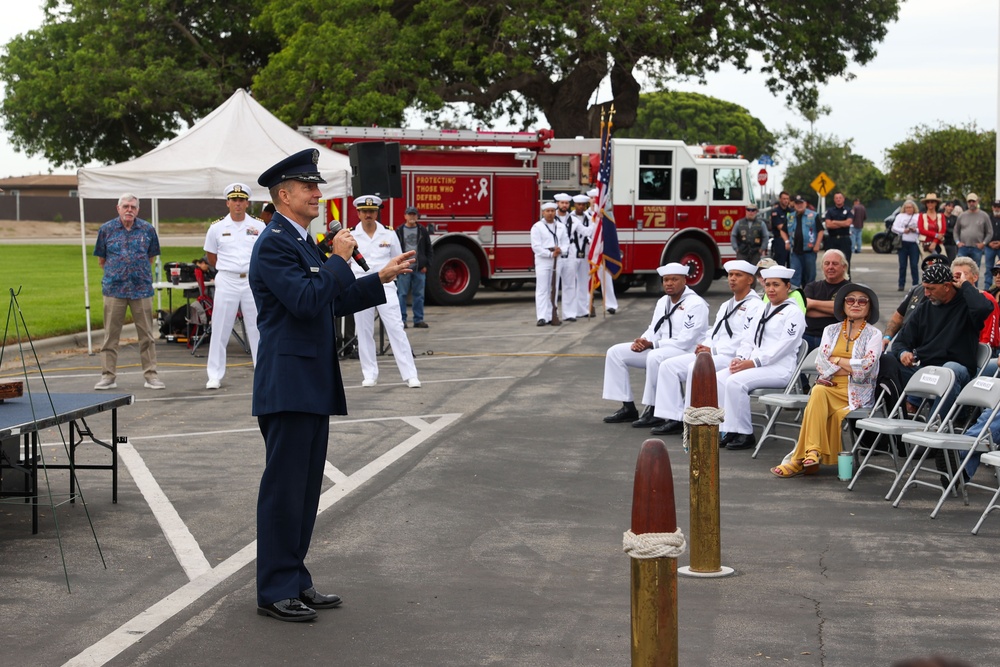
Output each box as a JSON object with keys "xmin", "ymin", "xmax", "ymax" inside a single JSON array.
[{"xmin": 816, "ymin": 321, "xmax": 882, "ymax": 411}]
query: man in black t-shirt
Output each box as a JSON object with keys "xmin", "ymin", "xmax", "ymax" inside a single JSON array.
[
  {"xmin": 769, "ymin": 191, "xmax": 792, "ymax": 267},
  {"xmin": 802, "ymin": 249, "xmax": 850, "ymax": 350},
  {"xmin": 824, "ymin": 191, "xmax": 854, "ymax": 268}
]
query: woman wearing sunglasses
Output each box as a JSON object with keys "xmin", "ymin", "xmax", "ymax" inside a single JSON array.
[{"xmin": 771, "ymin": 283, "xmax": 882, "ymax": 477}]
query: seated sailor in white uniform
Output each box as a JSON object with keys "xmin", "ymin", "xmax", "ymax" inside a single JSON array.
[
  {"xmin": 602, "ymin": 262, "xmax": 710, "ymax": 426},
  {"xmin": 649, "ymin": 260, "xmax": 765, "ymax": 435},
  {"xmin": 715, "ymin": 265, "xmax": 805, "ymax": 450}
]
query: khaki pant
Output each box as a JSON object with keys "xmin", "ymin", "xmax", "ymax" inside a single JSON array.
[{"xmin": 100, "ymin": 296, "xmax": 158, "ymax": 381}]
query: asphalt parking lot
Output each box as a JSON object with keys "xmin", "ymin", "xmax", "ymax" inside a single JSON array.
[{"xmin": 1, "ymin": 249, "xmax": 997, "ymax": 667}]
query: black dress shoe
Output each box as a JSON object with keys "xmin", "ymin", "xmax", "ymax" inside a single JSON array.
[
  {"xmin": 719, "ymin": 431, "xmax": 736, "ymax": 448},
  {"xmin": 725, "ymin": 433, "xmax": 757, "ymax": 450},
  {"xmin": 537, "ymin": 319, "xmax": 548, "ymax": 326},
  {"xmin": 299, "ymin": 587, "xmax": 342, "ymax": 609},
  {"xmin": 257, "ymin": 598, "xmax": 317, "ymax": 622},
  {"xmin": 607, "ymin": 308, "xmax": 616, "ymax": 314},
  {"xmin": 604, "ymin": 405, "xmax": 640, "ymax": 423},
  {"xmin": 565, "ymin": 317, "xmax": 576, "ymax": 322},
  {"xmin": 651, "ymin": 419, "xmax": 684, "ymax": 436},
  {"xmin": 632, "ymin": 406, "xmax": 666, "ymax": 428}
]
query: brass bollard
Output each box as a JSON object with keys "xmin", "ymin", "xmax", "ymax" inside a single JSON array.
[
  {"xmin": 626, "ymin": 438, "xmax": 682, "ymax": 667},
  {"xmin": 678, "ymin": 351, "xmax": 734, "ymax": 578}
]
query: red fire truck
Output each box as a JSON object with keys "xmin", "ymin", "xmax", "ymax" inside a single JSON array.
[{"xmin": 301, "ymin": 126, "xmax": 756, "ymax": 305}]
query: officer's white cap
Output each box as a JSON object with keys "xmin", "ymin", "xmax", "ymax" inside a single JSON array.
[
  {"xmin": 541, "ymin": 202, "xmax": 558, "ymax": 211},
  {"xmin": 354, "ymin": 195, "xmax": 383, "ymax": 210},
  {"xmin": 587, "ymin": 188, "xmax": 599, "ymax": 198},
  {"xmin": 760, "ymin": 266, "xmax": 796, "ymax": 280},
  {"xmin": 657, "ymin": 262, "xmax": 690, "ymax": 277},
  {"xmin": 572, "ymin": 194, "xmax": 590, "ymax": 204},
  {"xmin": 225, "ymin": 183, "xmax": 252, "ymax": 199},
  {"xmin": 724, "ymin": 260, "xmax": 758, "ymax": 276},
  {"xmin": 554, "ymin": 193, "xmax": 572, "ymax": 202}
]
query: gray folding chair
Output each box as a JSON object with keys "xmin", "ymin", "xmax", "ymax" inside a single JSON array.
[
  {"xmin": 848, "ymin": 365, "xmax": 956, "ymax": 493},
  {"xmin": 971, "ymin": 449, "xmax": 1000, "ymax": 534},
  {"xmin": 895, "ymin": 376, "xmax": 1000, "ymax": 518},
  {"xmin": 976, "ymin": 342, "xmax": 992, "ymax": 375},
  {"xmin": 749, "ymin": 339, "xmax": 809, "ymax": 431},
  {"xmin": 750, "ymin": 345, "xmax": 820, "ymax": 459}
]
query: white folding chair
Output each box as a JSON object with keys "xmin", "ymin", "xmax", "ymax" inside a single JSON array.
[
  {"xmin": 976, "ymin": 342, "xmax": 992, "ymax": 375},
  {"xmin": 750, "ymin": 345, "xmax": 820, "ymax": 459},
  {"xmin": 848, "ymin": 366, "xmax": 956, "ymax": 493},
  {"xmin": 895, "ymin": 376, "xmax": 1000, "ymax": 518},
  {"xmin": 971, "ymin": 450, "xmax": 1000, "ymax": 534},
  {"xmin": 749, "ymin": 339, "xmax": 809, "ymax": 428}
]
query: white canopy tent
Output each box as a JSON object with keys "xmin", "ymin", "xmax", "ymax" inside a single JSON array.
[{"xmin": 76, "ymin": 89, "xmax": 352, "ymax": 351}]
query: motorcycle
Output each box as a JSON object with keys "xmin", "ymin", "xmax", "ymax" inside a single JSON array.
[{"xmin": 870, "ymin": 206, "xmax": 901, "ymax": 254}]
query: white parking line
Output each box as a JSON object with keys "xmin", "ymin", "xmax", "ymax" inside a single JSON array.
[
  {"xmin": 61, "ymin": 412, "xmax": 461, "ymax": 667},
  {"xmin": 118, "ymin": 442, "xmax": 212, "ymax": 581}
]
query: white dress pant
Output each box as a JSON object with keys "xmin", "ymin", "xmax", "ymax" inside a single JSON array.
[
  {"xmin": 207, "ymin": 271, "xmax": 259, "ymax": 382},
  {"xmin": 354, "ymin": 282, "xmax": 419, "ymax": 382},
  {"xmin": 567, "ymin": 257, "xmax": 592, "ymax": 318},
  {"xmin": 534, "ymin": 258, "xmax": 570, "ymax": 321},
  {"xmin": 716, "ymin": 366, "xmax": 792, "ymax": 436},
  {"xmin": 603, "ymin": 343, "xmax": 684, "ymax": 406},
  {"xmin": 653, "ymin": 352, "xmax": 734, "ymax": 421},
  {"xmin": 599, "ymin": 264, "xmax": 618, "ymax": 310}
]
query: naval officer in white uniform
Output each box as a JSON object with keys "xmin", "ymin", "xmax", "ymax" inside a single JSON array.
[
  {"xmin": 565, "ymin": 193, "xmax": 595, "ymax": 320},
  {"xmin": 716, "ymin": 265, "xmax": 805, "ymax": 450},
  {"xmin": 649, "ymin": 260, "xmax": 764, "ymax": 435},
  {"xmin": 350, "ymin": 195, "xmax": 421, "ymax": 388},
  {"xmin": 602, "ymin": 263, "xmax": 710, "ymax": 427},
  {"xmin": 203, "ymin": 183, "xmax": 266, "ymax": 389},
  {"xmin": 530, "ymin": 202, "xmax": 570, "ymax": 325}
]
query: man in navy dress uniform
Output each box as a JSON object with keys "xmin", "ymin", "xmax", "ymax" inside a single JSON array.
[{"xmin": 250, "ymin": 149, "xmax": 414, "ymax": 622}]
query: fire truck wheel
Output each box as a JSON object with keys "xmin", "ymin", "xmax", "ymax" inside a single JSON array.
[
  {"xmin": 428, "ymin": 245, "xmax": 480, "ymax": 306},
  {"xmin": 665, "ymin": 239, "xmax": 713, "ymax": 296}
]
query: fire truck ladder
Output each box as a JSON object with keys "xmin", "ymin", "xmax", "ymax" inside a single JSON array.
[{"xmin": 298, "ymin": 125, "xmax": 553, "ymax": 150}]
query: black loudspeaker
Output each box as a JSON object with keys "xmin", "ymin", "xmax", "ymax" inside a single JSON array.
[
  {"xmin": 385, "ymin": 142, "xmax": 402, "ymax": 199},
  {"xmin": 349, "ymin": 142, "xmax": 403, "ymax": 200}
]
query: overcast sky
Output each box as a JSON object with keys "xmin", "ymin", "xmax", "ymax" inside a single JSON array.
[{"xmin": 1, "ymin": 0, "xmax": 997, "ymax": 192}]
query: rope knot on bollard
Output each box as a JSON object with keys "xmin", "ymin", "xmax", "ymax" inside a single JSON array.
[
  {"xmin": 681, "ymin": 406, "xmax": 724, "ymax": 453},
  {"xmin": 622, "ymin": 528, "xmax": 687, "ymax": 559}
]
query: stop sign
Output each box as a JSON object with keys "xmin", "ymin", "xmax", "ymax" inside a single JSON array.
[{"xmin": 757, "ymin": 168, "xmax": 768, "ymax": 186}]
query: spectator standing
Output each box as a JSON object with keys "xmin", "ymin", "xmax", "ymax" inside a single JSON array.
[
  {"xmin": 396, "ymin": 206, "xmax": 432, "ymax": 329},
  {"xmin": 942, "ymin": 200, "xmax": 959, "ymax": 261},
  {"xmin": 955, "ymin": 193, "xmax": 992, "ymax": 284},
  {"xmin": 350, "ymin": 195, "xmax": 422, "ymax": 388},
  {"xmin": 917, "ymin": 193, "xmax": 945, "ymax": 256},
  {"xmin": 802, "ymin": 249, "xmax": 850, "ymax": 351},
  {"xmin": 985, "ymin": 199, "xmax": 1000, "ymax": 273},
  {"xmin": 730, "ymin": 204, "xmax": 769, "ymax": 264},
  {"xmin": 892, "ymin": 199, "xmax": 921, "ymax": 291},
  {"xmin": 260, "ymin": 202, "xmax": 275, "ymax": 224},
  {"xmin": 769, "ymin": 191, "xmax": 792, "ymax": 267},
  {"xmin": 202, "ymin": 183, "xmax": 266, "ymax": 390},
  {"xmin": 784, "ymin": 194, "xmax": 823, "ymax": 288},
  {"xmin": 851, "ymin": 197, "xmax": 867, "ymax": 254},
  {"xmin": 824, "ymin": 191, "xmax": 855, "ymax": 266},
  {"xmin": 93, "ymin": 194, "xmax": 164, "ymax": 390}
]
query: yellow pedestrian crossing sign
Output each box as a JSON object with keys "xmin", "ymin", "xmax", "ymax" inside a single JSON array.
[{"xmin": 811, "ymin": 172, "xmax": 835, "ymax": 197}]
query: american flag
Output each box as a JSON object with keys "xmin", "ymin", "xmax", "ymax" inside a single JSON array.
[{"xmin": 588, "ymin": 110, "xmax": 622, "ymax": 296}]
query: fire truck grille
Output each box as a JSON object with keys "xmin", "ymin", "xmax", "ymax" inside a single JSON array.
[{"xmin": 542, "ymin": 161, "xmax": 572, "ymax": 183}]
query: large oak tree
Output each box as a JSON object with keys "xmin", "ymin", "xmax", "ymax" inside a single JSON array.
[
  {"xmin": 253, "ymin": 0, "xmax": 901, "ymax": 137},
  {"xmin": 0, "ymin": 0, "xmax": 274, "ymax": 166},
  {"xmin": 885, "ymin": 122, "xmax": 997, "ymax": 201}
]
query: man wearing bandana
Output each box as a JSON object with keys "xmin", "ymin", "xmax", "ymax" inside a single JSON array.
[{"xmin": 893, "ymin": 262, "xmax": 993, "ymax": 410}]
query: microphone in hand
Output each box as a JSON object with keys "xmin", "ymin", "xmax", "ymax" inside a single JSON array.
[{"xmin": 327, "ymin": 220, "xmax": 370, "ymax": 272}]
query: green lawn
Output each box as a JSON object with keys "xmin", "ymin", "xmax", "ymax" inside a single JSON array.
[{"xmin": 0, "ymin": 245, "xmax": 199, "ymax": 344}]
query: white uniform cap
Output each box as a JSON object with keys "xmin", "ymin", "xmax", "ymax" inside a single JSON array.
[
  {"xmin": 656, "ymin": 262, "xmax": 690, "ymax": 277},
  {"xmin": 760, "ymin": 266, "xmax": 796, "ymax": 280},
  {"xmin": 541, "ymin": 202, "xmax": 558, "ymax": 211},
  {"xmin": 587, "ymin": 188, "xmax": 599, "ymax": 198},
  {"xmin": 354, "ymin": 195, "xmax": 383, "ymax": 209},
  {"xmin": 225, "ymin": 183, "xmax": 252, "ymax": 199},
  {"xmin": 724, "ymin": 260, "xmax": 758, "ymax": 276},
  {"xmin": 554, "ymin": 193, "xmax": 572, "ymax": 202},
  {"xmin": 572, "ymin": 194, "xmax": 590, "ymax": 204}
]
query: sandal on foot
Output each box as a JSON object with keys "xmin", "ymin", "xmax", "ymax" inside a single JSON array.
[
  {"xmin": 802, "ymin": 450, "xmax": 821, "ymax": 474},
  {"xmin": 771, "ymin": 461, "xmax": 804, "ymax": 478}
]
